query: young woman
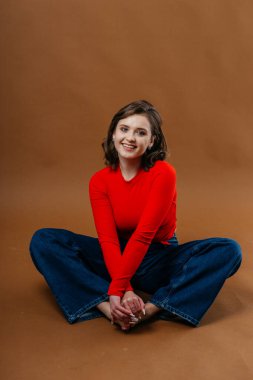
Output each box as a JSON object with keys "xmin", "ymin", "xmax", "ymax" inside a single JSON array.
[{"xmin": 30, "ymin": 100, "xmax": 242, "ymax": 331}]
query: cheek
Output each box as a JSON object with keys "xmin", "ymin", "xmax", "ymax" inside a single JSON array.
[
  {"xmin": 141, "ymin": 139, "xmax": 151, "ymax": 148},
  {"xmin": 114, "ymin": 139, "xmax": 123, "ymax": 150},
  {"xmin": 115, "ymin": 132, "xmax": 124, "ymax": 141},
  {"xmin": 115, "ymin": 136, "xmax": 123, "ymax": 145}
]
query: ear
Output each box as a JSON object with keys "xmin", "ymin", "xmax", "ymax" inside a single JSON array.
[{"xmin": 149, "ymin": 136, "xmax": 155, "ymax": 148}]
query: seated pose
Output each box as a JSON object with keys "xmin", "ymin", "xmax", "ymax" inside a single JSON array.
[{"xmin": 30, "ymin": 100, "xmax": 242, "ymax": 331}]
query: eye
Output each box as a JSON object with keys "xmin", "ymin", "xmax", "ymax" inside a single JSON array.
[
  {"xmin": 120, "ymin": 127, "xmax": 128, "ymax": 132},
  {"xmin": 137, "ymin": 130, "xmax": 147, "ymax": 136}
]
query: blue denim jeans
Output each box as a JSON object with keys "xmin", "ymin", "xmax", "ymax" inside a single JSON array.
[{"xmin": 29, "ymin": 229, "xmax": 242, "ymax": 326}]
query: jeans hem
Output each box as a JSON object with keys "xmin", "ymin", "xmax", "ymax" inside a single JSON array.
[
  {"xmin": 65, "ymin": 294, "xmax": 109, "ymax": 324},
  {"xmin": 151, "ymin": 300, "xmax": 200, "ymax": 326},
  {"xmin": 78, "ymin": 311, "xmax": 104, "ymax": 323}
]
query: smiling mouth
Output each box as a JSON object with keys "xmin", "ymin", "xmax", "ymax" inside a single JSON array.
[{"xmin": 122, "ymin": 143, "xmax": 137, "ymax": 150}]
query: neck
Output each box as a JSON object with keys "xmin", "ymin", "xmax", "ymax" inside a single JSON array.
[{"xmin": 118, "ymin": 158, "xmax": 142, "ymax": 178}]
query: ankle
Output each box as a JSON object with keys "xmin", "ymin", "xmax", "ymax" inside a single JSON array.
[
  {"xmin": 96, "ymin": 301, "xmax": 112, "ymax": 320},
  {"xmin": 145, "ymin": 302, "xmax": 161, "ymax": 318}
]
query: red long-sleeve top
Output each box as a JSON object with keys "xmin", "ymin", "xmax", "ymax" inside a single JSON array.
[{"xmin": 89, "ymin": 160, "xmax": 177, "ymax": 297}]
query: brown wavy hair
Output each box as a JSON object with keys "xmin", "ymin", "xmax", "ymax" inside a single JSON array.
[{"xmin": 102, "ymin": 100, "xmax": 168, "ymax": 171}]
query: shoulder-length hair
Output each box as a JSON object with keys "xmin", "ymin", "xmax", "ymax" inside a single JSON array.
[{"xmin": 102, "ymin": 100, "xmax": 168, "ymax": 171}]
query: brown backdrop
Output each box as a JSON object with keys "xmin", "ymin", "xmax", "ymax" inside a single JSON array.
[{"xmin": 1, "ymin": 1, "xmax": 253, "ymax": 380}]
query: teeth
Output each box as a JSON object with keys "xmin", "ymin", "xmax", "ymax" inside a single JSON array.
[{"xmin": 123, "ymin": 144, "xmax": 136, "ymax": 149}]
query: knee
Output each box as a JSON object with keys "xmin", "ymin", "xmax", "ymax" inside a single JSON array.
[
  {"xmin": 193, "ymin": 237, "xmax": 242, "ymax": 277},
  {"xmin": 30, "ymin": 228, "xmax": 64, "ymax": 272},
  {"xmin": 29, "ymin": 228, "xmax": 58, "ymax": 263},
  {"xmin": 225, "ymin": 238, "xmax": 242, "ymax": 261},
  {"xmin": 223, "ymin": 238, "xmax": 242, "ymax": 277},
  {"xmin": 30, "ymin": 228, "xmax": 54, "ymax": 250},
  {"xmin": 205, "ymin": 237, "xmax": 241, "ymax": 265},
  {"xmin": 205, "ymin": 237, "xmax": 242, "ymax": 279},
  {"xmin": 29, "ymin": 228, "xmax": 50, "ymax": 271}
]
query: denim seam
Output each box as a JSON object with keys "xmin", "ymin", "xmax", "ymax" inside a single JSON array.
[
  {"xmin": 161, "ymin": 256, "xmax": 193, "ymax": 300},
  {"xmin": 67, "ymin": 294, "xmax": 109, "ymax": 323},
  {"xmin": 151, "ymin": 299, "xmax": 199, "ymax": 326},
  {"xmin": 79, "ymin": 312, "xmax": 104, "ymax": 322},
  {"xmin": 149, "ymin": 253, "xmax": 200, "ymax": 326},
  {"xmin": 154, "ymin": 243, "xmax": 214, "ymax": 303}
]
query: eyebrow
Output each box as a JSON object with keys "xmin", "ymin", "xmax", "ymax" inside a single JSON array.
[{"xmin": 119, "ymin": 124, "xmax": 148, "ymax": 132}]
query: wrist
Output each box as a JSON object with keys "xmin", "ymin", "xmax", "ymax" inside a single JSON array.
[
  {"xmin": 124, "ymin": 290, "xmax": 134, "ymax": 295},
  {"xmin": 109, "ymin": 295, "xmax": 121, "ymax": 300}
]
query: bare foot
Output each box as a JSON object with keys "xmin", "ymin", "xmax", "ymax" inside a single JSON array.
[
  {"xmin": 96, "ymin": 301, "xmax": 130, "ymax": 331},
  {"xmin": 129, "ymin": 302, "xmax": 162, "ymax": 328},
  {"xmin": 144, "ymin": 302, "xmax": 161, "ymax": 319}
]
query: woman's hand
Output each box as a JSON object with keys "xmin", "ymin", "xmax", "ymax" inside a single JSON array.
[
  {"xmin": 109, "ymin": 295, "xmax": 133, "ymax": 328},
  {"xmin": 121, "ymin": 291, "xmax": 145, "ymax": 319}
]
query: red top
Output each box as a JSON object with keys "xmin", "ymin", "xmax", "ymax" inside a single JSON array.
[{"xmin": 89, "ymin": 160, "xmax": 177, "ymax": 297}]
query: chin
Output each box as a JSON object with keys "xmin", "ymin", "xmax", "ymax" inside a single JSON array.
[{"xmin": 120, "ymin": 154, "xmax": 143, "ymax": 162}]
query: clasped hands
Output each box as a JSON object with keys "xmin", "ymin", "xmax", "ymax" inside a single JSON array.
[{"xmin": 109, "ymin": 290, "xmax": 145, "ymax": 330}]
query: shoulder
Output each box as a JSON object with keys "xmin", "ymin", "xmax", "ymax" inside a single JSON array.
[
  {"xmin": 150, "ymin": 160, "xmax": 176, "ymax": 177},
  {"xmin": 90, "ymin": 166, "xmax": 111, "ymax": 181},
  {"xmin": 89, "ymin": 166, "xmax": 115, "ymax": 189},
  {"xmin": 146, "ymin": 161, "xmax": 176, "ymax": 190}
]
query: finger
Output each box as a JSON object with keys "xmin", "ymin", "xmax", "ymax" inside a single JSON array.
[
  {"xmin": 110, "ymin": 300, "xmax": 133, "ymax": 316},
  {"xmin": 121, "ymin": 299, "xmax": 132, "ymax": 313},
  {"xmin": 111, "ymin": 310, "xmax": 124, "ymax": 321},
  {"xmin": 132, "ymin": 297, "xmax": 142, "ymax": 313},
  {"xmin": 135, "ymin": 296, "xmax": 145, "ymax": 316},
  {"xmin": 126, "ymin": 298, "xmax": 141, "ymax": 316},
  {"xmin": 128, "ymin": 301, "xmax": 136, "ymax": 314},
  {"xmin": 113, "ymin": 313, "xmax": 132, "ymax": 326},
  {"xmin": 124, "ymin": 297, "xmax": 138, "ymax": 314},
  {"xmin": 122, "ymin": 297, "xmax": 133, "ymax": 306},
  {"xmin": 112, "ymin": 308, "xmax": 132, "ymax": 321},
  {"xmin": 116, "ymin": 304, "xmax": 133, "ymax": 316},
  {"xmin": 124, "ymin": 312, "xmax": 138, "ymax": 323},
  {"xmin": 137, "ymin": 296, "xmax": 145, "ymax": 310}
]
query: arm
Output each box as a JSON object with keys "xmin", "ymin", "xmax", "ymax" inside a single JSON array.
[
  {"xmin": 89, "ymin": 173, "xmax": 133, "ymax": 291},
  {"xmin": 108, "ymin": 166, "xmax": 176, "ymax": 297}
]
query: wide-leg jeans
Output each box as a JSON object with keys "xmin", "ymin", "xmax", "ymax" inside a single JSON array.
[{"xmin": 29, "ymin": 228, "xmax": 242, "ymax": 326}]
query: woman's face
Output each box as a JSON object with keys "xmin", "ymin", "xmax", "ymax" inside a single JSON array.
[{"xmin": 112, "ymin": 114, "xmax": 154, "ymax": 163}]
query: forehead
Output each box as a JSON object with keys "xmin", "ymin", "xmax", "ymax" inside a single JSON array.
[{"xmin": 117, "ymin": 114, "xmax": 151, "ymax": 131}]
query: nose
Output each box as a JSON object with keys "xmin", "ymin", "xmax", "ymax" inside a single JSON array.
[{"xmin": 125, "ymin": 130, "xmax": 136, "ymax": 142}]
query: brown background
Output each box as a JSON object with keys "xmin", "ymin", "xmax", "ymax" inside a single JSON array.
[{"xmin": 1, "ymin": 1, "xmax": 253, "ymax": 379}]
